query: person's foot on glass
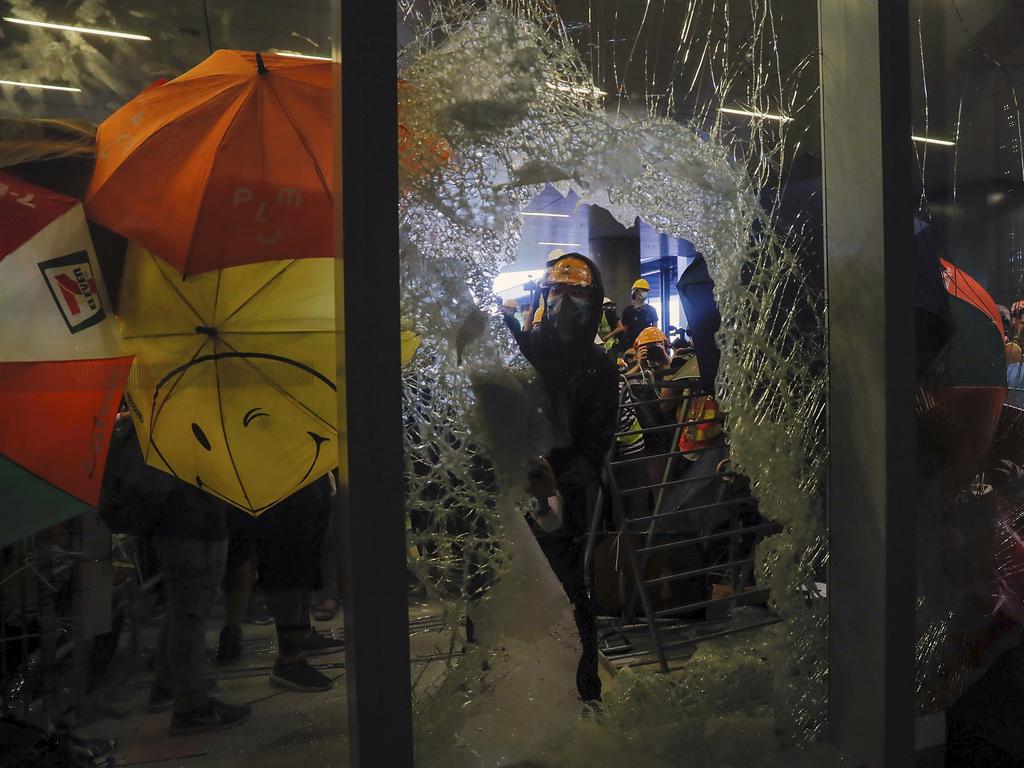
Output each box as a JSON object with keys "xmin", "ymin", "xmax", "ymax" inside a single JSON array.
[
  {"xmin": 168, "ymin": 698, "xmax": 251, "ymax": 736},
  {"xmin": 243, "ymin": 595, "xmax": 274, "ymax": 625},
  {"xmin": 269, "ymin": 658, "xmax": 333, "ymax": 692},
  {"xmin": 216, "ymin": 625, "xmax": 243, "ymax": 664},
  {"xmin": 299, "ymin": 627, "xmax": 344, "ymax": 657}
]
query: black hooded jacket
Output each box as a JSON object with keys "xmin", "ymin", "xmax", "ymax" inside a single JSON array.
[{"xmin": 515, "ymin": 254, "xmax": 619, "ymax": 537}]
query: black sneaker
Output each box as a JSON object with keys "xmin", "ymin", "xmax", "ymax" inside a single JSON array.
[
  {"xmin": 299, "ymin": 627, "xmax": 344, "ymax": 657},
  {"xmin": 269, "ymin": 658, "xmax": 333, "ymax": 692},
  {"xmin": 216, "ymin": 625, "xmax": 243, "ymax": 664},
  {"xmin": 168, "ymin": 697, "xmax": 251, "ymax": 736},
  {"xmin": 243, "ymin": 595, "xmax": 274, "ymax": 626},
  {"xmin": 147, "ymin": 678, "xmax": 217, "ymax": 712}
]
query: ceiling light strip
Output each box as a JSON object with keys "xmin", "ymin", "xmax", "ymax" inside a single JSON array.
[
  {"xmin": 538, "ymin": 241, "xmax": 582, "ymax": 247},
  {"xmin": 3, "ymin": 16, "xmax": 150, "ymax": 41},
  {"xmin": 0, "ymin": 78, "xmax": 81, "ymax": 93},
  {"xmin": 912, "ymin": 135, "xmax": 955, "ymax": 147},
  {"xmin": 522, "ymin": 211, "xmax": 570, "ymax": 218},
  {"xmin": 274, "ymin": 50, "xmax": 332, "ymax": 61}
]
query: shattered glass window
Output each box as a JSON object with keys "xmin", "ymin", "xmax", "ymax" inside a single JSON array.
[
  {"xmin": 399, "ymin": 1, "xmax": 832, "ymax": 764},
  {"xmin": 909, "ymin": 2, "xmax": 1024, "ymax": 758}
]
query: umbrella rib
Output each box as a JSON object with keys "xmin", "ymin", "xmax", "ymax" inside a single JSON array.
[
  {"xmin": 121, "ymin": 332, "xmax": 209, "ymax": 340},
  {"xmin": 151, "ymin": 252, "xmax": 209, "ymax": 325},
  {"xmin": 218, "ymin": 336, "xmax": 335, "ymax": 433},
  {"xmin": 263, "ymin": 76, "xmax": 332, "ymax": 202},
  {"xmin": 212, "ymin": 268, "xmax": 224, "ymax": 328},
  {"xmin": 221, "ymin": 329, "xmax": 334, "ymax": 335},
  {"xmin": 213, "ymin": 347, "xmax": 255, "ymax": 511},
  {"xmin": 218, "ymin": 260, "xmax": 299, "ymax": 326},
  {"xmin": 90, "ymin": 79, "xmax": 247, "ymax": 200},
  {"xmin": 148, "ymin": 339, "xmax": 211, "ymax": 430}
]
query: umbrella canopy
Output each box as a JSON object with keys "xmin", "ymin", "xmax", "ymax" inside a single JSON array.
[
  {"xmin": 0, "ymin": 171, "xmax": 131, "ymax": 543},
  {"xmin": 920, "ymin": 256, "xmax": 1006, "ymax": 498},
  {"xmin": 941, "ymin": 257, "xmax": 1004, "ymax": 338},
  {"xmin": 675, "ymin": 254, "xmax": 720, "ymax": 393},
  {"xmin": 85, "ymin": 50, "xmax": 333, "ymax": 276},
  {"xmin": 118, "ymin": 244, "xmax": 339, "ymax": 514}
]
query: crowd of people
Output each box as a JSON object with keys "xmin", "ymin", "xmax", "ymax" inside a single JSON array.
[
  {"xmin": 89, "ymin": 250, "xmax": 717, "ymax": 738},
  {"xmin": 99, "ymin": 418, "xmax": 344, "ymax": 736}
]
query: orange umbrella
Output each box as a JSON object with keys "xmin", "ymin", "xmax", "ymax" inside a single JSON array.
[
  {"xmin": 86, "ymin": 50, "xmax": 332, "ymax": 275},
  {"xmin": 85, "ymin": 51, "xmax": 449, "ymax": 276}
]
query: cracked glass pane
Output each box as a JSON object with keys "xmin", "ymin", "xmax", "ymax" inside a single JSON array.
[{"xmin": 398, "ymin": 1, "xmax": 831, "ymax": 763}]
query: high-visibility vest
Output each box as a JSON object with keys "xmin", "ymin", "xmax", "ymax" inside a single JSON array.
[{"xmin": 677, "ymin": 394, "xmax": 722, "ymax": 453}]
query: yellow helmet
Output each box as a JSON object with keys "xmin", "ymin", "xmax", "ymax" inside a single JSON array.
[
  {"xmin": 634, "ymin": 326, "xmax": 667, "ymax": 348},
  {"xmin": 543, "ymin": 256, "xmax": 593, "ymax": 288},
  {"xmin": 533, "ymin": 305, "xmax": 545, "ymax": 324},
  {"xmin": 631, "ymin": 278, "xmax": 651, "ymax": 292}
]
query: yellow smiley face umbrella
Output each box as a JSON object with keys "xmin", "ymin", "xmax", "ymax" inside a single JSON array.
[{"xmin": 118, "ymin": 243, "xmax": 340, "ymax": 514}]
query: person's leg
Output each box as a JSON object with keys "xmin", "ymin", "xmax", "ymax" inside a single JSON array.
[
  {"xmin": 313, "ymin": 506, "xmax": 341, "ymax": 620},
  {"xmin": 538, "ymin": 534, "xmax": 602, "ymax": 703},
  {"xmin": 217, "ymin": 545, "xmax": 253, "ymax": 663},
  {"xmin": 265, "ymin": 588, "xmax": 334, "ymax": 692},
  {"xmin": 154, "ymin": 538, "xmax": 226, "ymax": 713},
  {"xmin": 224, "ymin": 559, "xmax": 253, "ymax": 627}
]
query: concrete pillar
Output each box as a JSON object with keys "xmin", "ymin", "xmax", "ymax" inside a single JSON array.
[
  {"xmin": 588, "ymin": 235, "xmax": 641, "ymax": 313},
  {"xmin": 820, "ymin": 0, "xmax": 916, "ymax": 765}
]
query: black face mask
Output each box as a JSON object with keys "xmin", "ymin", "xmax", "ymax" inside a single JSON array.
[{"xmin": 545, "ymin": 292, "xmax": 591, "ymax": 342}]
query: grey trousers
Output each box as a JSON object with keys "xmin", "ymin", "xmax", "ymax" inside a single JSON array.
[
  {"xmin": 152, "ymin": 537, "xmax": 227, "ymax": 713},
  {"xmin": 319, "ymin": 504, "xmax": 344, "ymax": 602}
]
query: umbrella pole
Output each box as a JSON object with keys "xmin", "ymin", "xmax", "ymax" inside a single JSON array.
[{"xmin": 333, "ymin": 2, "xmax": 414, "ymax": 766}]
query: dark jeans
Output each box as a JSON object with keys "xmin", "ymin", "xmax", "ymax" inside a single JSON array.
[
  {"xmin": 152, "ymin": 537, "xmax": 227, "ymax": 713},
  {"xmin": 537, "ymin": 534, "xmax": 602, "ymax": 702}
]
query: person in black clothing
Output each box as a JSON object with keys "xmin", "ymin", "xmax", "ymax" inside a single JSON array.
[
  {"xmin": 100, "ymin": 414, "xmax": 251, "ymax": 736},
  {"xmin": 215, "ymin": 476, "xmax": 342, "ymax": 692},
  {"xmin": 620, "ymin": 277, "xmax": 659, "ymax": 349},
  {"xmin": 513, "ymin": 252, "xmax": 618, "ymax": 703}
]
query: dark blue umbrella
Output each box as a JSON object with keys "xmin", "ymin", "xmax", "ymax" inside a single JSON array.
[{"xmin": 676, "ymin": 254, "xmax": 720, "ymax": 393}]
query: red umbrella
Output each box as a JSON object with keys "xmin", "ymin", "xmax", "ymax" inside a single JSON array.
[{"xmin": 0, "ymin": 171, "xmax": 131, "ymax": 542}]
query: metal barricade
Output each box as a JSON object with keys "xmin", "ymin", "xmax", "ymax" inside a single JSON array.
[{"xmin": 585, "ymin": 364, "xmax": 779, "ymax": 672}]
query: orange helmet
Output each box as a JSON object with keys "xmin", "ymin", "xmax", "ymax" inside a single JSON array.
[
  {"xmin": 542, "ymin": 256, "xmax": 593, "ymax": 288},
  {"xmin": 634, "ymin": 326, "xmax": 668, "ymax": 347}
]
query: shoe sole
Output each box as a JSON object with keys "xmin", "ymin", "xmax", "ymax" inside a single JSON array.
[
  {"xmin": 169, "ymin": 710, "xmax": 251, "ymax": 737},
  {"xmin": 269, "ymin": 673, "xmax": 333, "ymax": 692},
  {"xmin": 299, "ymin": 645, "xmax": 344, "ymax": 658}
]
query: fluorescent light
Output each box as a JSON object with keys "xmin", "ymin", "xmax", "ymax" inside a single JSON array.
[
  {"xmin": 3, "ymin": 16, "xmax": 150, "ymax": 41},
  {"xmin": 522, "ymin": 211, "xmax": 570, "ymax": 218},
  {"xmin": 912, "ymin": 135, "xmax": 955, "ymax": 147},
  {"xmin": 539, "ymin": 241, "xmax": 582, "ymax": 247},
  {"xmin": 718, "ymin": 106, "xmax": 793, "ymax": 123},
  {"xmin": 0, "ymin": 79, "xmax": 80, "ymax": 93},
  {"xmin": 545, "ymin": 80, "xmax": 606, "ymax": 98},
  {"xmin": 273, "ymin": 50, "xmax": 332, "ymax": 61}
]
